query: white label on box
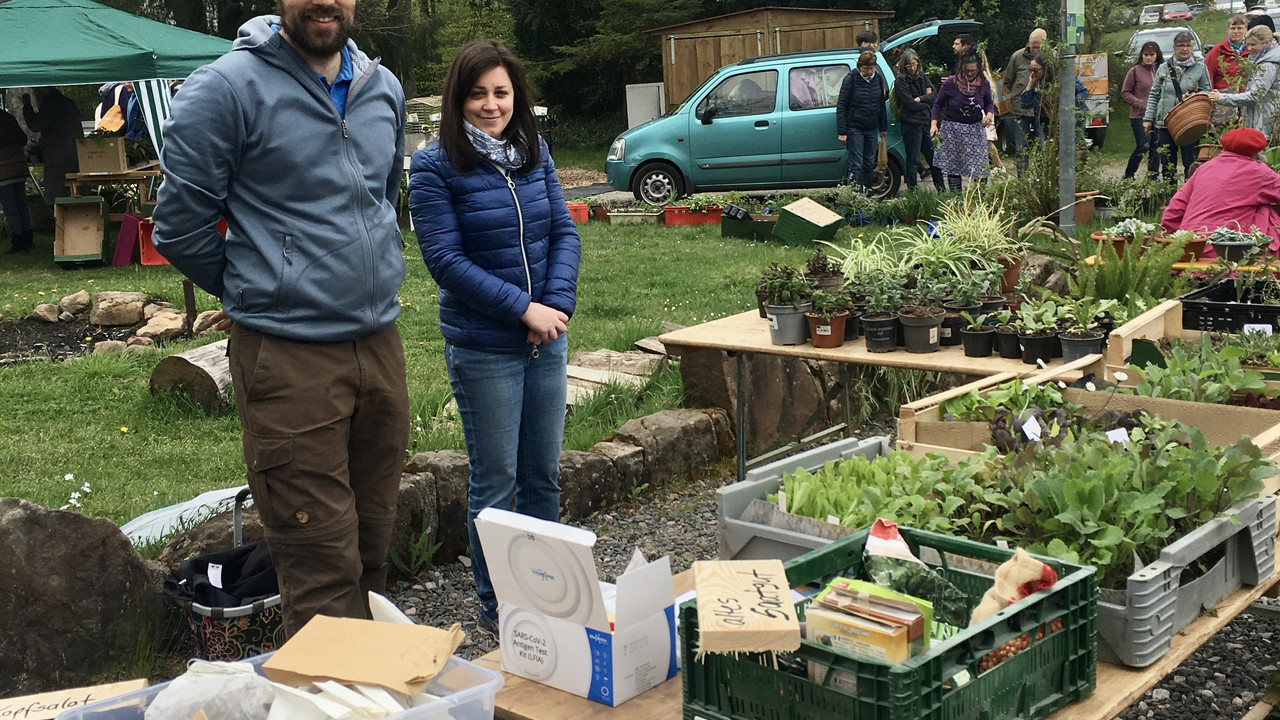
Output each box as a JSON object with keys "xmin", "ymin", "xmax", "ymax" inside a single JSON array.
[
  {"xmin": 1021, "ymin": 416, "xmax": 1042, "ymax": 442},
  {"xmin": 816, "ymin": 324, "xmax": 832, "ymax": 336},
  {"xmin": 1106, "ymin": 427, "xmax": 1130, "ymax": 444},
  {"xmin": 1244, "ymin": 323, "xmax": 1273, "ymax": 336},
  {"xmin": 827, "ymin": 514, "xmax": 840, "ymax": 525},
  {"xmin": 208, "ymin": 563, "xmax": 224, "ymax": 589},
  {"xmin": 929, "ymin": 327, "xmax": 939, "ymax": 344},
  {"xmin": 777, "ymin": 490, "xmax": 787, "ymax": 513},
  {"xmin": 767, "ymin": 314, "xmax": 778, "ymax": 330}
]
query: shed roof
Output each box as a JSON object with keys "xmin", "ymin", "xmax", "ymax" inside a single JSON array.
[{"xmin": 645, "ymin": 6, "xmax": 894, "ymax": 35}]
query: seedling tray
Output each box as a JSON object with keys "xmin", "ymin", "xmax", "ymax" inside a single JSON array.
[
  {"xmin": 1179, "ymin": 278, "xmax": 1280, "ymax": 333},
  {"xmin": 682, "ymin": 526, "xmax": 1098, "ymax": 720}
]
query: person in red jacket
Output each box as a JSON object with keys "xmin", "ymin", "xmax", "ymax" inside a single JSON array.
[
  {"xmin": 1162, "ymin": 127, "xmax": 1280, "ymax": 257},
  {"xmin": 1206, "ymin": 14, "xmax": 1250, "ymax": 128}
]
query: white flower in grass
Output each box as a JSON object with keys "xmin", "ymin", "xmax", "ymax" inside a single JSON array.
[
  {"xmin": 1085, "ymin": 381, "xmax": 1097, "ymax": 392},
  {"xmin": 64, "ymin": 473, "xmax": 74, "ymax": 481}
]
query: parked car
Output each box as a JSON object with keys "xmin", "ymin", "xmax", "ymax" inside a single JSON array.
[
  {"xmin": 605, "ymin": 19, "xmax": 982, "ymax": 203},
  {"xmin": 1139, "ymin": 4, "xmax": 1164, "ymax": 24},
  {"xmin": 1124, "ymin": 25, "xmax": 1205, "ymax": 64},
  {"xmin": 1160, "ymin": 2, "xmax": 1194, "ymax": 21},
  {"xmin": 1188, "ymin": 3, "xmax": 1208, "ymax": 16}
]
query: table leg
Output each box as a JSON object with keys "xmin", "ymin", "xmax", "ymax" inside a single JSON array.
[{"xmin": 734, "ymin": 351, "xmax": 746, "ymax": 484}]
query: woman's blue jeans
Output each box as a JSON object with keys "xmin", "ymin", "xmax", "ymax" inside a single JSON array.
[
  {"xmin": 901, "ymin": 123, "xmax": 943, "ymax": 190},
  {"xmin": 446, "ymin": 334, "xmax": 568, "ymax": 613},
  {"xmin": 1125, "ymin": 118, "xmax": 1157, "ymax": 179},
  {"xmin": 845, "ymin": 129, "xmax": 879, "ymax": 191}
]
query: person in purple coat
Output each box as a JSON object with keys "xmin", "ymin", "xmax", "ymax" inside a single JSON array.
[{"xmin": 930, "ymin": 53, "xmax": 995, "ymax": 193}]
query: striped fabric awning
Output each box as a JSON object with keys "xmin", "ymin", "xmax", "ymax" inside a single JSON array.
[{"xmin": 132, "ymin": 78, "xmax": 173, "ymax": 157}]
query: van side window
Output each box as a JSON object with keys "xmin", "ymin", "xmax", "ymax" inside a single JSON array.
[
  {"xmin": 788, "ymin": 65, "xmax": 850, "ymax": 111},
  {"xmin": 696, "ymin": 70, "xmax": 778, "ymax": 119}
]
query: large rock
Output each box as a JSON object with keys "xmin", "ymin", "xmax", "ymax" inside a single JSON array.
[
  {"xmin": 58, "ymin": 290, "xmax": 90, "ymax": 315},
  {"xmin": 569, "ymin": 348, "xmax": 666, "ymax": 376},
  {"xmin": 611, "ymin": 409, "xmax": 720, "ymax": 488},
  {"xmin": 31, "ymin": 304, "xmax": 58, "ymax": 323},
  {"xmin": 90, "ymin": 291, "xmax": 147, "ymax": 326},
  {"xmin": 156, "ymin": 504, "xmax": 264, "ymax": 579},
  {"xmin": 0, "ymin": 498, "xmax": 167, "ymax": 695},
  {"xmin": 388, "ymin": 473, "xmax": 439, "ymax": 583},
  {"xmin": 192, "ymin": 310, "xmax": 220, "ymax": 336},
  {"xmin": 679, "ymin": 349, "xmax": 824, "ymax": 450},
  {"xmin": 136, "ymin": 310, "xmax": 188, "ymax": 342},
  {"xmin": 588, "ymin": 440, "xmax": 646, "ymax": 494},
  {"xmin": 405, "ymin": 451, "xmax": 471, "ymax": 562},
  {"xmin": 558, "ymin": 450, "xmax": 622, "ymax": 521}
]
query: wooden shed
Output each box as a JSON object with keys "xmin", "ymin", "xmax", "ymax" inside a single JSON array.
[{"xmin": 645, "ymin": 7, "xmax": 895, "ymax": 111}]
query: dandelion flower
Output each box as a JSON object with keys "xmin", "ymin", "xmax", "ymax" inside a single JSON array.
[
  {"xmin": 121, "ymin": 426, "xmax": 129, "ymax": 433},
  {"xmin": 37, "ymin": 291, "xmax": 45, "ymax": 296}
]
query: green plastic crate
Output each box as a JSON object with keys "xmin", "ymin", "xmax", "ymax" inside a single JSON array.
[
  {"xmin": 681, "ymin": 527, "xmax": 1097, "ymax": 720},
  {"xmin": 771, "ymin": 199, "xmax": 843, "ymax": 246},
  {"xmin": 722, "ymin": 215, "xmax": 778, "ymax": 241}
]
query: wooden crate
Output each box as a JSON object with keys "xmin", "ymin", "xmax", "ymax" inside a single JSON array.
[{"xmin": 54, "ymin": 196, "xmax": 108, "ymax": 266}]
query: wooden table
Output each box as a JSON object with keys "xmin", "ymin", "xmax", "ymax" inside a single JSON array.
[
  {"xmin": 476, "ymin": 556, "xmax": 1280, "ymax": 720},
  {"xmin": 64, "ymin": 167, "xmax": 162, "ymax": 218},
  {"xmin": 658, "ymin": 310, "xmax": 1105, "ymax": 482}
]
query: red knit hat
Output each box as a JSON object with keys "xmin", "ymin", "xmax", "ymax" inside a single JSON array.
[{"xmin": 1222, "ymin": 127, "xmax": 1267, "ymax": 157}]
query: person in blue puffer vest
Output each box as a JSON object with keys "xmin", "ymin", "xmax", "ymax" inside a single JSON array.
[{"xmin": 408, "ymin": 39, "xmax": 581, "ymax": 637}]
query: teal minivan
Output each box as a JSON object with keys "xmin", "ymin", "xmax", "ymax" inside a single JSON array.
[{"xmin": 606, "ymin": 19, "xmax": 980, "ymax": 204}]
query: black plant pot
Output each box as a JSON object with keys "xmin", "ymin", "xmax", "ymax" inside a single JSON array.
[
  {"xmin": 1060, "ymin": 333, "xmax": 1106, "ymax": 362},
  {"xmin": 961, "ymin": 327, "xmax": 995, "ymax": 357},
  {"xmin": 995, "ymin": 329, "xmax": 1021, "ymax": 359},
  {"xmin": 980, "ymin": 296, "xmax": 1006, "ymax": 315},
  {"xmin": 939, "ymin": 313, "xmax": 966, "ymax": 347},
  {"xmin": 1020, "ymin": 333, "xmax": 1056, "ymax": 366},
  {"xmin": 844, "ymin": 312, "xmax": 862, "ymax": 341},
  {"xmin": 899, "ymin": 310, "xmax": 945, "ymax": 354},
  {"xmin": 862, "ymin": 314, "xmax": 899, "ymax": 353},
  {"xmin": 1212, "ymin": 240, "xmax": 1256, "ymax": 263}
]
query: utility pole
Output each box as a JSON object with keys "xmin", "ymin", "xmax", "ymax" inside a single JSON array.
[{"xmin": 1059, "ymin": 0, "xmax": 1083, "ymax": 236}]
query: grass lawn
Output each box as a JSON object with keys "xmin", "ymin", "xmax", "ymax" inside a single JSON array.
[{"xmin": 0, "ymin": 222, "xmax": 810, "ymax": 527}]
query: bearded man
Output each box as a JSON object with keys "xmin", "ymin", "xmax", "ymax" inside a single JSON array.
[{"xmin": 152, "ymin": 0, "xmax": 411, "ymax": 636}]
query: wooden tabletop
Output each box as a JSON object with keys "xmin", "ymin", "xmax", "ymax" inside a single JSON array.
[
  {"xmin": 658, "ymin": 310, "xmax": 1095, "ymax": 376},
  {"xmin": 480, "ymin": 553, "xmax": 1280, "ymax": 720}
]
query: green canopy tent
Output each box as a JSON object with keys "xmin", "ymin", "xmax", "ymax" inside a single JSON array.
[{"xmin": 0, "ymin": 0, "xmax": 231, "ymax": 153}]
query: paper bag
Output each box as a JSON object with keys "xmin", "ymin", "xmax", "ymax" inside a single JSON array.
[{"xmin": 876, "ymin": 137, "xmax": 888, "ymax": 172}]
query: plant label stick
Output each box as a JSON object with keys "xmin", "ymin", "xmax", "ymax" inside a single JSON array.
[{"xmin": 694, "ymin": 559, "xmax": 800, "ymax": 659}]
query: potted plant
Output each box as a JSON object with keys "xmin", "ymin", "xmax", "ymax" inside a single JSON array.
[
  {"xmin": 942, "ymin": 274, "xmax": 983, "ymax": 348},
  {"xmin": 759, "ymin": 268, "xmax": 814, "ymax": 346},
  {"xmin": 804, "ymin": 247, "xmax": 846, "ymax": 291},
  {"xmin": 1159, "ymin": 228, "xmax": 1205, "ymax": 264},
  {"xmin": 754, "ymin": 262, "xmax": 799, "ymax": 318},
  {"xmin": 609, "ymin": 202, "xmax": 664, "ymax": 225},
  {"xmin": 664, "ymin": 194, "xmax": 724, "ymax": 226},
  {"xmin": 857, "ymin": 273, "xmax": 903, "ymax": 353},
  {"xmin": 805, "ymin": 289, "xmax": 853, "ymax": 349},
  {"xmin": 898, "ymin": 271, "xmax": 946, "ymax": 354},
  {"xmin": 1092, "ymin": 218, "xmax": 1157, "ymax": 260},
  {"xmin": 959, "ymin": 312, "xmax": 995, "ymax": 357},
  {"xmin": 1206, "ymin": 226, "xmax": 1269, "ymax": 263},
  {"xmin": 973, "ymin": 265, "xmax": 1006, "ymax": 314},
  {"xmin": 991, "ymin": 309, "xmax": 1022, "ymax": 359},
  {"xmin": 584, "ymin": 196, "xmax": 611, "ymax": 221},
  {"xmin": 831, "ymin": 185, "xmax": 878, "ymax": 226},
  {"xmin": 842, "ymin": 285, "xmax": 866, "ymax": 341},
  {"xmin": 1058, "ymin": 297, "xmax": 1119, "ymax": 362},
  {"xmin": 1015, "ymin": 297, "xmax": 1068, "ymax": 366},
  {"xmin": 896, "ymin": 186, "xmax": 940, "ymax": 225}
]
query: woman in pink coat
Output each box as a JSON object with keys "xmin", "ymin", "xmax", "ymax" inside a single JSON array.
[{"xmin": 1162, "ymin": 127, "xmax": 1280, "ymax": 257}]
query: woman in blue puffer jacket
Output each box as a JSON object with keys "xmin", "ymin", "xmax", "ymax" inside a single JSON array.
[{"xmin": 408, "ymin": 39, "xmax": 581, "ymax": 635}]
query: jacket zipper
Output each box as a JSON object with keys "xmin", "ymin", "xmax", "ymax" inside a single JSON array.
[
  {"xmin": 492, "ymin": 162, "xmax": 537, "ymax": 356},
  {"xmin": 339, "ymin": 58, "xmax": 383, "ymax": 329}
]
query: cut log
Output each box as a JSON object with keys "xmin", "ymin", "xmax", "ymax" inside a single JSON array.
[{"xmin": 150, "ymin": 339, "xmax": 232, "ymax": 414}]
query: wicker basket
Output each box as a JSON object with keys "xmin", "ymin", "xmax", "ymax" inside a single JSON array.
[{"xmin": 1165, "ymin": 93, "xmax": 1212, "ymax": 147}]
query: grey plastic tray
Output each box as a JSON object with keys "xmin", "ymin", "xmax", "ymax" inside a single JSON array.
[
  {"xmin": 1096, "ymin": 494, "xmax": 1277, "ymax": 667},
  {"xmin": 716, "ymin": 435, "xmax": 890, "ymax": 560}
]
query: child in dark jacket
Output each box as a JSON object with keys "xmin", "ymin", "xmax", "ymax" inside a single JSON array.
[
  {"xmin": 894, "ymin": 49, "xmax": 943, "ymax": 191},
  {"xmin": 836, "ymin": 50, "xmax": 888, "ymax": 192}
]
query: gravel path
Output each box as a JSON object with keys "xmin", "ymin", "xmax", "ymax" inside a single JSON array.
[{"xmin": 386, "ymin": 439, "xmax": 1280, "ymax": 718}]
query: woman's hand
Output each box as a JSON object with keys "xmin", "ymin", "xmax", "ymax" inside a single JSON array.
[
  {"xmin": 1143, "ymin": 121, "xmax": 1153, "ymax": 133},
  {"xmin": 837, "ymin": 134, "xmax": 846, "ymax": 143},
  {"xmin": 1208, "ymin": 90, "xmax": 1221, "ymax": 102},
  {"xmin": 930, "ymin": 121, "xmax": 938, "ymax": 138},
  {"xmin": 982, "ymin": 112, "xmax": 994, "ymax": 127},
  {"xmin": 521, "ymin": 302, "xmax": 568, "ymax": 345}
]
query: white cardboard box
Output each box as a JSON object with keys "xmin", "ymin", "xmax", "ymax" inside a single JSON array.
[{"xmin": 475, "ymin": 508, "xmax": 678, "ymax": 707}]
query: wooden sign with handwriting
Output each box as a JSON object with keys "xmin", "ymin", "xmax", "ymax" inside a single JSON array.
[{"xmin": 693, "ymin": 559, "xmax": 801, "ymax": 656}]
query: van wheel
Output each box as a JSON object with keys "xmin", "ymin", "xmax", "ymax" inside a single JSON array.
[
  {"xmin": 632, "ymin": 163, "xmax": 684, "ymax": 205},
  {"xmin": 870, "ymin": 155, "xmax": 902, "ymax": 200}
]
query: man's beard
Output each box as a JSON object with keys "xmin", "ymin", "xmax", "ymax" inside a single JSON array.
[{"xmin": 280, "ymin": 4, "xmax": 353, "ymax": 58}]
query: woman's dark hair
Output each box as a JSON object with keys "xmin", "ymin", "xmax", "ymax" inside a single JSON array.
[
  {"xmin": 438, "ymin": 39, "xmax": 540, "ymax": 174},
  {"xmin": 1137, "ymin": 41, "xmax": 1164, "ymax": 66},
  {"xmin": 857, "ymin": 49, "xmax": 877, "ymax": 68},
  {"xmin": 959, "ymin": 51, "xmax": 984, "ymax": 74}
]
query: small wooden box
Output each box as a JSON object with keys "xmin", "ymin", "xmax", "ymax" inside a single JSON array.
[
  {"xmin": 773, "ymin": 197, "xmax": 843, "ymax": 246},
  {"xmin": 76, "ymin": 136, "xmax": 129, "ymax": 174},
  {"xmin": 54, "ymin": 196, "xmax": 108, "ymax": 266}
]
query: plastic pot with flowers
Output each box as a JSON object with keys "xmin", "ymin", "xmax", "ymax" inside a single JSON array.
[{"xmin": 1091, "ymin": 218, "xmax": 1158, "ymax": 260}]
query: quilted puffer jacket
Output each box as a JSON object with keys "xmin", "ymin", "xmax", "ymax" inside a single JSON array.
[{"xmin": 408, "ymin": 138, "xmax": 580, "ymax": 353}]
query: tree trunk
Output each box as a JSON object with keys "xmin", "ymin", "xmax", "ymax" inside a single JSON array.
[{"xmin": 149, "ymin": 339, "xmax": 232, "ymax": 414}]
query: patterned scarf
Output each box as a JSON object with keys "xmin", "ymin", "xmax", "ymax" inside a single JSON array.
[
  {"xmin": 464, "ymin": 120, "xmax": 524, "ymax": 169},
  {"xmin": 1172, "ymin": 55, "xmax": 1197, "ymax": 71},
  {"xmin": 955, "ymin": 72, "xmax": 983, "ymax": 97}
]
